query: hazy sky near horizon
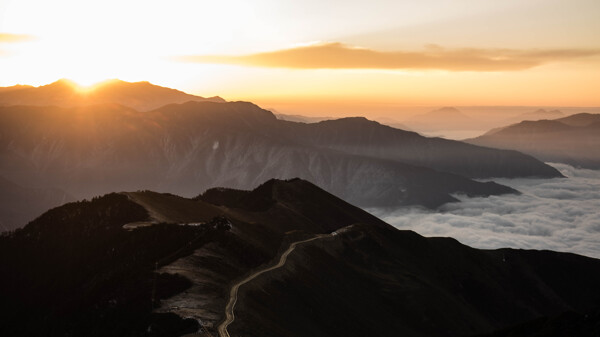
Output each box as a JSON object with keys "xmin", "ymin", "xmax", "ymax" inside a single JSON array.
[{"xmin": 1, "ymin": 0, "xmax": 599, "ymax": 111}]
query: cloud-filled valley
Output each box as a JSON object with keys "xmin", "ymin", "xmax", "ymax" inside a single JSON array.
[{"xmin": 370, "ymin": 163, "xmax": 600, "ymax": 259}]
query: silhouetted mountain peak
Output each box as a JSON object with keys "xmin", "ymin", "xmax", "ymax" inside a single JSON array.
[
  {"xmin": 0, "ymin": 79, "xmax": 225, "ymax": 110},
  {"xmin": 473, "ymin": 120, "xmax": 572, "ymax": 138},
  {"xmin": 522, "ymin": 108, "xmax": 564, "ymax": 118},
  {"xmin": 49, "ymin": 78, "xmax": 77, "ymax": 87},
  {"xmin": 434, "ymin": 106, "xmax": 461, "ymax": 114},
  {"xmin": 556, "ymin": 112, "xmax": 600, "ymax": 127},
  {"xmin": 153, "ymin": 100, "xmax": 277, "ymax": 125},
  {"xmin": 403, "ymin": 106, "xmax": 480, "ymax": 132},
  {"xmin": 314, "ymin": 116, "xmax": 383, "ymax": 128},
  {"xmin": 506, "ymin": 108, "xmax": 566, "ymax": 125},
  {"xmin": 467, "ymin": 113, "xmax": 600, "ymax": 169},
  {"xmin": 198, "ymin": 178, "xmax": 357, "ymax": 213},
  {"xmin": 424, "ymin": 107, "xmax": 474, "ymax": 120},
  {"xmin": 2, "ymin": 179, "xmax": 600, "ymax": 337},
  {"xmin": 534, "ymin": 108, "xmax": 562, "ymax": 114}
]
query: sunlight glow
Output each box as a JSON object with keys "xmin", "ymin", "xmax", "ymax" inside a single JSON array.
[
  {"xmin": 0, "ymin": 0, "xmax": 599, "ymax": 107},
  {"xmin": 68, "ymin": 78, "xmax": 111, "ymax": 91}
]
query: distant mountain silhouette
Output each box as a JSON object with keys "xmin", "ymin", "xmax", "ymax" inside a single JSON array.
[
  {"xmin": 0, "ymin": 84, "xmax": 33, "ymax": 93},
  {"xmin": 0, "ymin": 79, "xmax": 224, "ymax": 111},
  {"xmin": 1, "ymin": 179, "xmax": 599, "ymax": 336},
  {"xmin": 276, "ymin": 113, "xmax": 414, "ymax": 131},
  {"xmin": 555, "ymin": 112, "xmax": 600, "ymax": 127},
  {"xmin": 513, "ymin": 108, "xmax": 564, "ymax": 122},
  {"xmin": 403, "ymin": 106, "xmax": 482, "ymax": 132},
  {"xmin": 466, "ymin": 113, "xmax": 600, "ymax": 168},
  {"xmin": 274, "ymin": 112, "xmax": 333, "ymax": 123},
  {"xmin": 284, "ymin": 116, "xmax": 561, "ymax": 178}
]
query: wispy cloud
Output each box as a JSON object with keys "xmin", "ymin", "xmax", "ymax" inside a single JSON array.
[
  {"xmin": 175, "ymin": 42, "xmax": 600, "ymax": 71},
  {"xmin": 0, "ymin": 33, "xmax": 33, "ymax": 43},
  {"xmin": 0, "ymin": 33, "xmax": 34, "ymax": 56},
  {"xmin": 369, "ymin": 163, "xmax": 600, "ymax": 259}
]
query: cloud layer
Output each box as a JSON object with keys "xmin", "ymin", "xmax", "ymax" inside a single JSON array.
[
  {"xmin": 369, "ymin": 163, "xmax": 600, "ymax": 259},
  {"xmin": 0, "ymin": 33, "xmax": 32, "ymax": 43},
  {"xmin": 0, "ymin": 33, "xmax": 33, "ymax": 57},
  {"xmin": 177, "ymin": 43, "xmax": 600, "ymax": 71}
]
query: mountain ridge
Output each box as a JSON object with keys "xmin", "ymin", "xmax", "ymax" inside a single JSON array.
[
  {"xmin": 466, "ymin": 113, "xmax": 600, "ymax": 169},
  {"xmin": 0, "ymin": 95, "xmax": 561, "ymax": 229},
  {"xmin": 0, "ymin": 79, "xmax": 225, "ymax": 111},
  {"xmin": 1, "ymin": 179, "xmax": 599, "ymax": 336}
]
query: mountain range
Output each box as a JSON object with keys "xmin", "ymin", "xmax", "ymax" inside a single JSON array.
[
  {"xmin": 511, "ymin": 108, "xmax": 565, "ymax": 122},
  {"xmin": 466, "ymin": 113, "xmax": 600, "ymax": 169},
  {"xmin": 0, "ymin": 81, "xmax": 563, "ymax": 229},
  {"xmin": 402, "ymin": 107, "xmax": 482, "ymax": 131},
  {"xmin": 274, "ymin": 112, "xmax": 333, "ymax": 123},
  {"xmin": 1, "ymin": 179, "xmax": 599, "ymax": 336},
  {"xmin": 0, "ymin": 80, "xmax": 598, "ymax": 337},
  {"xmin": 0, "ymin": 79, "xmax": 224, "ymax": 111}
]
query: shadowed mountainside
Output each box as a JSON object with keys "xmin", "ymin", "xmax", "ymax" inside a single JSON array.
[
  {"xmin": 466, "ymin": 113, "xmax": 600, "ymax": 169},
  {"xmin": 0, "ymin": 175, "xmax": 73, "ymax": 231},
  {"xmin": 282, "ymin": 116, "xmax": 561, "ymax": 178},
  {"xmin": 0, "ymin": 100, "xmax": 563, "ymax": 229},
  {"xmin": 0, "ymin": 79, "xmax": 224, "ymax": 111},
  {"xmin": 1, "ymin": 179, "xmax": 599, "ymax": 337}
]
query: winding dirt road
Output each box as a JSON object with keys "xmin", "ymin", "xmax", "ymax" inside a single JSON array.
[{"xmin": 217, "ymin": 234, "xmax": 331, "ymax": 337}]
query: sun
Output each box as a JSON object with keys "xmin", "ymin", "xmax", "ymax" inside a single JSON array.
[
  {"xmin": 69, "ymin": 77, "xmax": 107, "ymax": 88},
  {"xmin": 57, "ymin": 77, "xmax": 112, "ymax": 95},
  {"xmin": 63, "ymin": 72, "xmax": 114, "ymax": 90}
]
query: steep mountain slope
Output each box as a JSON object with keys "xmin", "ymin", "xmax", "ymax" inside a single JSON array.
[
  {"xmin": 282, "ymin": 117, "xmax": 561, "ymax": 178},
  {"xmin": 231, "ymin": 223, "xmax": 600, "ymax": 337},
  {"xmin": 555, "ymin": 112, "xmax": 600, "ymax": 127},
  {"xmin": 0, "ymin": 79, "xmax": 224, "ymax": 111},
  {"xmin": 476, "ymin": 308, "xmax": 600, "ymax": 337},
  {"xmin": 0, "ymin": 179, "xmax": 390, "ymax": 336},
  {"xmin": 372, "ymin": 116, "xmax": 413, "ymax": 131},
  {"xmin": 466, "ymin": 113, "xmax": 600, "ymax": 169},
  {"xmin": 1, "ymin": 101, "xmax": 542, "ymax": 229},
  {"xmin": 1, "ymin": 179, "xmax": 599, "ymax": 337},
  {"xmin": 0, "ymin": 175, "xmax": 73, "ymax": 231}
]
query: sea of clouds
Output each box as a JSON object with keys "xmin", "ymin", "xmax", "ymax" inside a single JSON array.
[{"xmin": 369, "ymin": 163, "xmax": 600, "ymax": 259}]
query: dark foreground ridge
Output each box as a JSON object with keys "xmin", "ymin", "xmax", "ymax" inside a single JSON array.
[{"xmin": 1, "ymin": 178, "xmax": 599, "ymax": 337}]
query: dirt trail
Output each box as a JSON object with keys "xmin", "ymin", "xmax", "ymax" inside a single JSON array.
[{"xmin": 217, "ymin": 234, "xmax": 332, "ymax": 337}]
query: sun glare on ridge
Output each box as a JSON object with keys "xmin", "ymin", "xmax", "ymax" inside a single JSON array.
[
  {"xmin": 69, "ymin": 77, "xmax": 107, "ymax": 89},
  {"xmin": 56, "ymin": 77, "xmax": 110, "ymax": 94}
]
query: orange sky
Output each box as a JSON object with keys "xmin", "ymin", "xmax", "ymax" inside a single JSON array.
[{"xmin": 0, "ymin": 0, "xmax": 599, "ymax": 115}]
